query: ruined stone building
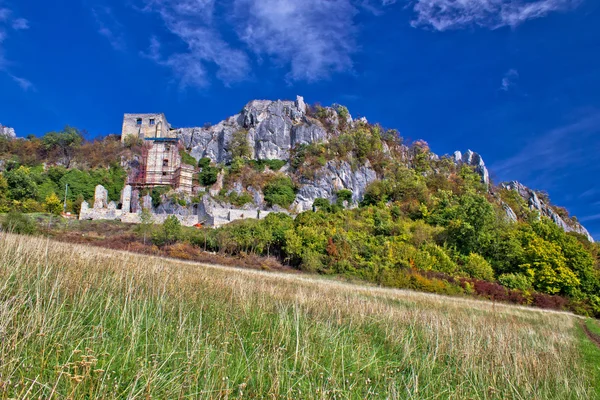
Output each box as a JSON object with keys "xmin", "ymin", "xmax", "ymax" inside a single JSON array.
[{"xmin": 121, "ymin": 113, "xmax": 194, "ymax": 194}]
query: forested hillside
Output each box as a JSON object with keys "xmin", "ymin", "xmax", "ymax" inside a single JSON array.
[{"xmin": 1, "ymin": 102, "xmax": 599, "ymax": 317}]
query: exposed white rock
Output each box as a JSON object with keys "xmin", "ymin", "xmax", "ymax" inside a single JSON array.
[
  {"xmin": 501, "ymin": 181, "xmax": 594, "ymax": 242},
  {"xmin": 292, "ymin": 160, "xmax": 378, "ymax": 212},
  {"xmin": 178, "ymin": 96, "xmax": 327, "ymax": 163},
  {"xmin": 502, "ymin": 202, "xmax": 518, "ymax": 223},
  {"xmin": 453, "ymin": 149, "xmax": 490, "ymax": 186},
  {"xmin": 0, "ymin": 124, "xmax": 16, "ymax": 139}
]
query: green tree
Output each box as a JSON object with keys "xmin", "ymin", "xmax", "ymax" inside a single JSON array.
[
  {"xmin": 264, "ymin": 176, "xmax": 296, "ymax": 208},
  {"xmin": 153, "ymin": 215, "xmax": 182, "ymax": 246},
  {"xmin": 199, "ymin": 166, "xmax": 219, "ymax": 186},
  {"xmin": 462, "ymin": 253, "xmax": 495, "ymax": 281},
  {"xmin": 136, "ymin": 208, "xmax": 155, "ymax": 245},
  {"xmin": 44, "ymin": 193, "xmax": 63, "ymax": 215},
  {"xmin": 0, "ymin": 173, "xmax": 10, "ymax": 212},
  {"xmin": 4, "ymin": 166, "xmax": 37, "ymax": 201},
  {"xmin": 229, "ymin": 129, "xmax": 251, "ymax": 159},
  {"xmin": 59, "ymin": 169, "xmax": 94, "ymax": 201},
  {"xmin": 42, "ymin": 126, "xmax": 83, "ymax": 168},
  {"xmin": 198, "ymin": 157, "xmax": 211, "ymax": 169},
  {"xmin": 336, "ymin": 189, "xmax": 353, "ymax": 207}
]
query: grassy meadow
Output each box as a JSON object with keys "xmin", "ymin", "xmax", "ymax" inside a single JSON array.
[{"xmin": 0, "ymin": 232, "xmax": 598, "ymax": 399}]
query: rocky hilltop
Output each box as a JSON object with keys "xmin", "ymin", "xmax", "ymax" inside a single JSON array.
[
  {"xmin": 168, "ymin": 96, "xmax": 593, "ymax": 242},
  {"xmin": 178, "ymin": 96, "xmax": 325, "ymax": 163},
  {"xmin": 0, "ymin": 124, "xmax": 16, "ymax": 139}
]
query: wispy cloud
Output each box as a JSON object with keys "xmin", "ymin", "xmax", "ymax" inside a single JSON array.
[
  {"xmin": 410, "ymin": 0, "xmax": 581, "ymax": 31},
  {"xmin": 501, "ymin": 69, "xmax": 519, "ymax": 91},
  {"xmin": 580, "ymin": 214, "xmax": 600, "ymax": 223},
  {"xmin": 11, "ymin": 17, "xmax": 28, "ymax": 30},
  {"xmin": 491, "ymin": 111, "xmax": 600, "ymax": 188},
  {"xmin": 92, "ymin": 6, "xmax": 126, "ymax": 51},
  {"xmin": 234, "ymin": 0, "xmax": 357, "ymax": 82},
  {"xmin": 9, "ymin": 73, "xmax": 33, "ymax": 91},
  {"xmin": 0, "ymin": 3, "xmax": 32, "ymax": 90},
  {"xmin": 140, "ymin": 0, "xmax": 250, "ymax": 88},
  {"xmin": 138, "ymin": 0, "xmax": 361, "ymax": 87}
]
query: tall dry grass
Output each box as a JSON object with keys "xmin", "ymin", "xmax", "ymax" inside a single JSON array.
[{"xmin": 0, "ymin": 232, "xmax": 594, "ymax": 399}]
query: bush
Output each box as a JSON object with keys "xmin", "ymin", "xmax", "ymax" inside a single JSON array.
[
  {"xmin": 179, "ymin": 150, "xmax": 197, "ymax": 166},
  {"xmin": 151, "ymin": 186, "xmax": 170, "ymax": 208},
  {"xmin": 198, "ymin": 157, "xmax": 211, "ymax": 169},
  {"xmin": 21, "ymin": 199, "xmax": 44, "ymax": 213},
  {"xmin": 336, "ymin": 189, "xmax": 352, "ymax": 207},
  {"xmin": 264, "ymin": 176, "xmax": 296, "ymax": 208},
  {"xmin": 499, "ymin": 273, "xmax": 532, "ymax": 291},
  {"xmin": 313, "ymin": 198, "xmax": 330, "ymax": 210},
  {"xmin": 1, "ymin": 211, "xmax": 37, "ymax": 234},
  {"xmin": 227, "ymin": 191, "xmax": 254, "ymax": 207},
  {"xmin": 462, "ymin": 253, "xmax": 495, "ymax": 281},
  {"xmin": 199, "ymin": 166, "xmax": 219, "ymax": 186},
  {"xmin": 44, "ymin": 193, "xmax": 63, "ymax": 215},
  {"xmin": 152, "ymin": 215, "xmax": 182, "ymax": 246}
]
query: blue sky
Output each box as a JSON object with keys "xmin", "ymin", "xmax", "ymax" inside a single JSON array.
[{"xmin": 0, "ymin": 0, "xmax": 599, "ymax": 238}]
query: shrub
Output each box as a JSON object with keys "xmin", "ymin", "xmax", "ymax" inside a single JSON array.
[
  {"xmin": 44, "ymin": 193, "xmax": 63, "ymax": 215},
  {"xmin": 151, "ymin": 186, "xmax": 170, "ymax": 208},
  {"xmin": 422, "ymin": 244, "xmax": 458, "ymax": 275},
  {"xmin": 198, "ymin": 157, "xmax": 211, "ymax": 169},
  {"xmin": 199, "ymin": 166, "xmax": 219, "ymax": 186},
  {"xmin": 313, "ymin": 198, "xmax": 330, "ymax": 210},
  {"xmin": 1, "ymin": 211, "xmax": 37, "ymax": 234},
  {"xmin": 264, "ymin": 176, "xmax": 296, "ymax": 208},
  {"xmin": 152, "ymin": 215, "xmax": 182, "ymax": 246},
  {"xmin": 462, "ymin": 253, "xmax": 495, "ymax": 281},
  {"xmin": 499, "ymin": 273, "xmax": 532, "ymax": 291},
  {"xmin": 227, "ymin": 191, "xmax": 254, "ymax": 207},
  {"xmin": 263, "ymin": 159, "xmax": 286, "ymax": 171},
  {"xmin": 21, "ymin": 199, "xmax": 44, "ymax": 213},
  {"xmin": 336, "ymin": 189, "xmax": 353, "ymax": 207},
  {"xmin": 179, "ymin": 150, "xmax": 197, "ymax": 166},
  {"xmin": 229, "ymin": 129, "xmax": 251, "ymax": 159}
]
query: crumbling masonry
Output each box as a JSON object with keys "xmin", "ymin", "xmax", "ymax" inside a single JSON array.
[{"xmin": 122, "ymin": 113, "xmax": 194, "ymax": 195}]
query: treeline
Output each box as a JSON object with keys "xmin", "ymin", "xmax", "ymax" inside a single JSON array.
[{"xmin": 0, "ymin": 127, "xmax": 129, "ymax": 213}]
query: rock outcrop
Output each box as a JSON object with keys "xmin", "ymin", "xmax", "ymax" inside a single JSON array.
[
  {"xmin": 453, "ymin": 150, "xmax": 490, "ymax": 186},
  {"xmin": 178, "ymin": 96, "xmax": 328, "ymax": 163},
  {"xmin": 292, "ymin": 160, "xmax": 378, "ymax": 212},
  {"xmin": 0, "ymin": 124, "xmax": 16, "ymax": 139},
  {"xmin": 501, "ymin": 181, "xmax": 594, "ymax": 242},
  {"xmin": 119, "ymin": 96, "xmax": 592, "ymax": 239}
]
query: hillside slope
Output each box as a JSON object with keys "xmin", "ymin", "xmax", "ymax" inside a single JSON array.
[{"xmin": 0, "ymin": 232, "xmax": 597, "ymax": 399}]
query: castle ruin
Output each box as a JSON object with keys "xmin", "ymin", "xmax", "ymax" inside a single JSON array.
[{"xmin": 122, "ymin": 113, "xmax": 194, "ymax": 195}]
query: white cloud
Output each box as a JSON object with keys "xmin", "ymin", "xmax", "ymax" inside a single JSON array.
[
  {"xmin": 234, "ymin": 0, "xmax": 357, "ymax": 82},
  {"xmin": 9, "ymin": 73, "xmax": 33, "ymax": 91},
  {"xmin": 410, "ymin": 0, "xmax": 580, "ymax": 31},
  {"xmin": 141, "ymin": 0, "xmax": 250, "ymax": 88},
  {"xmin": 92, "ymin": 6, "xmax": 125, "ymax": 51},
  {"xmin": 11, "ymin": 17, "xmax": 28, "ymax": 30},
  {"xmin": 139, "ymin": 0, "xmax": 361, "ymax": 87},
  {"xmin": 501, "ymin": 69, "xmax": 518, "ymax": 91},
  {"xmin": 0, "ymin": 4, "xmax": 32, "ymax": 90}
]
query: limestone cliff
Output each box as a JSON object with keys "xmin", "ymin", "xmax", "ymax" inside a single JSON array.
[
  {"xmin": 500, "ymin": 181, "xmax": 594, "ymax": 242},
  {"xmin": 0, "ymin": 124, "xmax": 16, "ymax": 139},
  {"xmin": 178, "ymin": 96, "xmax": 328, "ymax": 163},
  {"xmin": 166, "ymin": 96, "xmax": 593, "ymax": 241}
]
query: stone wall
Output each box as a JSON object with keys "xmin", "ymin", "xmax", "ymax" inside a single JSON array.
[{"xmin": 80, "ymin": 184, "xmax": 280, "ymax": 228}]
